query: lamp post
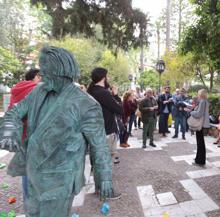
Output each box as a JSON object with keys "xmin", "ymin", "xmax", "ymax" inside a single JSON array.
[{"xmin": 156, "ymin": 59, "xmax": 165, "ymax": 93}]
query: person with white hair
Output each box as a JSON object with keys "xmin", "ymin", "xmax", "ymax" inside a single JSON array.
[{"xmin": 139, "ymin": 88, "xmax": 158, "ymax": 148}]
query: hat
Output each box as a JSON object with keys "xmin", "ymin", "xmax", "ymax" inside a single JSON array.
[
  {"xmin": 39, "ymin": 46, "xmax": 80, "ymax": 80},
  {"xmin": 91, "ymin": 67, "xmax": 108, "ymax": 83}
]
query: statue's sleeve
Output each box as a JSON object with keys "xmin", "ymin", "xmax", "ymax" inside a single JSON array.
[
  {"xmin": 0, "ymin": 93, "xmax": 30, "ymax": 151},
  {"xmin": 81, "ymin": 103, "xmax": 112, "ymax": 182}
]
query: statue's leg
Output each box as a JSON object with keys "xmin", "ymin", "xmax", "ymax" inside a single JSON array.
[
  {"xmin": 38, "ymin": 194, "xmax": 75, "ymax": 217},
  {"xmin": 25, "ymin": 181, "xmax": 74, "ymax": 217}
]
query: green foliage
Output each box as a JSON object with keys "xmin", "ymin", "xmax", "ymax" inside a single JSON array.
[
  {"xmin": 31, "ymin": 0, "xmax": 149, "ymax": 52},
  {"xmin": 161, "ymin": 51, "xmax": 194, "ymax": 89},
  {"xmin": 0, "ymin": 46, "xmax": 22, "ymax": 87},
  {"xmin": 100, "ymin": 50, "xmax": 131, "ymax": 85},
  {"xmin": 208, "ymin": 94, "xmax": 220, "ymax": 116},
  {"xmin": 138, "ymin": 69, "xmax": 158, "ymax": 90},
  {"xmin": 180, "ymin": 0, "xmax": 220, "ymax": 91},
  {"xmin": 49, "ymin": 36, "xmax": 131, "ymax": 86}
]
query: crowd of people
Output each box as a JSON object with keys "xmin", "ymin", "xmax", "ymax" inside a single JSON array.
[{"xmin": 4, "ymin": 62, "xmax": 219, "ymax": 212}]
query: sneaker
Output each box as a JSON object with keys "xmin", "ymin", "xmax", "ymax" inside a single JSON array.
[
  {"xmin": 114, "ymin": 157, "xmax": 120, "ymax": 164},
  {"xmin": 149, "ymin": 143, "xmax": 156, "ymax": 147},
  {"xmin": 172, "ymin": 135, "xmax": 178, "ymax": 138},
  {"xmin": 106, "ymin": 192, "xmax": 121, "ymax": 200},
  {"xmin": 142, "ymin": 145, "xmax": 147, "ymax": 149},
  {"xmin": 120, "ymin": 143, "xmax": 128, "ymax": 148}
]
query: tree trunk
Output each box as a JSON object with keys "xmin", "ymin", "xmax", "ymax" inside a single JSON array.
[
  {"xmin": 166, "ymin": 0, "xmax": 171, "ymax": 51},
  {"xmin": 178, "ymin": 0, "xmax": 183, "ymax": 43},
  {"xmin": 209, "ymin": 67, "xmax": 214, "ymax": 92},
  {"xmin": 156, "ymin": 22, "xmax": 161, "ymax": 59}
]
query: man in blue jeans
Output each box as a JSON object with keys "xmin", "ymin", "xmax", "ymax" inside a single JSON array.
[{"xmin": 172, "ymin": 88, "xmax": 188, "ymax": 140}]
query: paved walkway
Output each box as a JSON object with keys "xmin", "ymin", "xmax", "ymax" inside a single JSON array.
[{"xmin": 1, "ymin": 127, "xmax": 220, "ymax": 217}]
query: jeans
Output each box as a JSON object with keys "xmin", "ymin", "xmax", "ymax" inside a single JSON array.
[
  {"xmin": 134, "ymin": 116, "xmax": 141, "ymax": 128},
  {"xmin": 22, "ymin": 176, "xmax": 28, "ymax": 201},
  {"xmin": 174, "ymin": 115, "xmax": 186, "ymax": 136},
  {"xmin": 128, "ymin": 112, "xmax": 136, "ymax": 134}
]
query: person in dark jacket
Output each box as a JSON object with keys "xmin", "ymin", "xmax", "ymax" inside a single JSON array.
[
  {"xmin": 139, "ymin": 88, "xmax": 158, "ymax": 148},
  {"xmin": 158, "ymin": 86, "xmax": 173, "ymax": 137},
  {"xmin": 87, "ymin": 67, "xmax": 123, "ymax": 199}
]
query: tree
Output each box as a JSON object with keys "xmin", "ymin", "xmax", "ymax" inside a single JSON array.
[
  {"xmin": 0, "ymin": 46, "xmax": 22, "ymax": 87},
  {"xmin": 180, "ymin": 0, "xmax": 220, "ymax": 91},
  {"xmin": 49, "ymin": 36, "xmax": 131, "ymax": 86},
  {"xmin": 31, "ymin": 0, "xmax": 149, "ymax": 52},
  {"xmin": 138, "ymin": 69, "xmax": 159, "ymax": 90},
  {"xmin": 162, "ymin": 51, "xmax": 194, "ymax": 89}
]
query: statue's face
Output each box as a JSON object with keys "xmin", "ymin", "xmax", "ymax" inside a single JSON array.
[{"xmin": 41, "ymin": 74, "xmax": 59, "ymax": 92}]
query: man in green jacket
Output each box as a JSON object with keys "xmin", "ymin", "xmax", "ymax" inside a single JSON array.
[
  {"xmin": 0, "ymin": 46, "xmax": 113, "ymax": 217},
  {"xmin": 139, "ymin": 88, "xmax": 158, "ymax": 148}
]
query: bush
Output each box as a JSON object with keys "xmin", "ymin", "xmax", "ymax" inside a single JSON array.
[
  {"xmin": 208, "ymin": 94, "xmax": 220, "ymax": 116},
  {"xmin": 187, "ymin": 84, "xmax": 208, "ymax": 93}
]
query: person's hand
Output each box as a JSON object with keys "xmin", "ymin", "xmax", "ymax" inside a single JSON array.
[
  {"xmin": 112, "ymin": 85, "xmax": 118, "ymax": 96},
  {"xmin": 154, "ymin": 106, "xmax": 158, "ymax": 110},
  {"xmin": 163, "ymin": 100, "xmax": 168, "ymax": 104},
  {"xmin": 184, "ymin": 107, "xmax": 191, "ymax": 112},
  {"xmin": 100, "ymin": 180, "xmax": 114, "ymax": 200},
  {"xmin": 149, "ymin": 107, "xmax": 154, "ymax": 111}
]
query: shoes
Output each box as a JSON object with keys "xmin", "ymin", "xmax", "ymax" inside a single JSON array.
[
  {"xmin": 149, "ymin": 143, "xmax": 156, "ymax": 147},
  {"xmin": 120, "ymin": 143, "xmax": 128, "ymax": 148},
  {"xmin": 213, "ymin": 140, "xmax": 219, "ymax": 144},
  {"xmin": 192, "ymin": 162, "xmax": 206, "ymax": 167},
  {"xmin": 167, "ymin": 130, "xmax": 171, "ymax": 133},
  {"xmin": 218, "ymin": 145, "xmax": 220, "ymax": 148},
  {"xmin": 182, "ymin": 135, "xmax": 186, "ymax": 140},
  {"xmin": 162, "ymin": 133, "xmax": 167, "ymax": 137},
  {"xmin": 129, "ymin": 133, "xmax": 133, "ymax": 137},
  {"xmin": 114, "ymin": 157, "xmax": 120, "ymax": 164},
  {"xmin": 105, "ymin": 192, "xmax": 121, "ymax": 200},
  {"xmin": 172, "ymin": 135, "xmax": 178, "ymax": 138},
  {"xmin": 126, "ymin": 143, "xmax": 131, "ymax": 147},
  {"xmin": 142, "ymin": 145, "xmax": 147, "ymax": 149},
  {"xmin": 134, "ymin": 127, "xmax": 137, "ymax": 130}
]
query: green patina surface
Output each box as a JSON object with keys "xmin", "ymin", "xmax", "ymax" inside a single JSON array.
[{"xmin": 0, "ymin": 46, "xmax": 113, "ymax": 217}]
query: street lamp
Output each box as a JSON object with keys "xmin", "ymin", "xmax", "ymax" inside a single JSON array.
[{"xmin": 156, "ymin": 59, "xmax": 165, "ymax": 93}]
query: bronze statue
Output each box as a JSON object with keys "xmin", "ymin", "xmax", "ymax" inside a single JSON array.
[{"xmin": 0, "ymin": 46, "xmax": 113, "ymax": 217}]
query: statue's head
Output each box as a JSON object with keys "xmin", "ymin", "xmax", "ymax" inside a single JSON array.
[{"xmin": 39, "ymin": 46, "xmax": 80, "ymax": 92}]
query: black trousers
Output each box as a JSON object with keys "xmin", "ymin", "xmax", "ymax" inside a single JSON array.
[
  {"xmin": 195, "ymin": 129, "xmax": 206, "ymax": 165},
  {"xmin": 159, "ymin": 113, "xmax": 169, "ymax": 134}
]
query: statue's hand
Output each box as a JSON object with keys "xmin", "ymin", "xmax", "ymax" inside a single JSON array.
[
  {"xmin": 0, "ymin": 123, "xmax": 21, "ymax": 152},
  {"xmin": 0, "ymin": 137, "xmax": 20, "ymax": 152},
  {"xmin": 100, "ymin": 180, "xmax": 114, "ymax": 200}
]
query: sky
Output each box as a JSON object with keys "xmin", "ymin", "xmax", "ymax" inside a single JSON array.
[
  {"xmin": 132, "ymin": 0, "xmax": 166, "ymax": 21},
  {"xmin": 132, "ymin": 0, "xmax": 167, "ymax": 63}
]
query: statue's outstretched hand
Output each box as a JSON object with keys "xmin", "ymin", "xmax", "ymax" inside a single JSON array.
[
  {"xmin": 0, "ymin": 123, "xmax": 21, "ymax": 152},
  {"xmin": 0, "ymin": 137, "xmax": 20, "ymax": 152},
  {"xmin": 100, "ymin": 180, "xmax": 114, "ymax": 200}
]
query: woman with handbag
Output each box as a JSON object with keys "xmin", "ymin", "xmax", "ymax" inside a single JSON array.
[{"xmin": 186, "ymin": 89, "xmax": 210, "ymax": 166}]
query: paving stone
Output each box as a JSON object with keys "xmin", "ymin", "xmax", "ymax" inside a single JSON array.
[{"xmin": 156, "ymin": 192, "xmax": 178, "ymax": 206}]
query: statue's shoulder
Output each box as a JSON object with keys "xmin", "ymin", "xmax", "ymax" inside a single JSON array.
[{"xmin": 70, "ymin": 84, "xmax": 100, "ymax": 107}]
